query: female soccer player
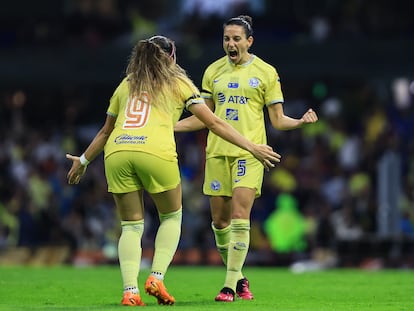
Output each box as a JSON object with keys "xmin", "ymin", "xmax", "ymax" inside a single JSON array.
[
  {"xmin": 175, "ymin": 16, "xmax": 318, "ymax": 302},
  {"xmin": 66, "ymin": 35, "xmax": 281, "ymax": 306}
]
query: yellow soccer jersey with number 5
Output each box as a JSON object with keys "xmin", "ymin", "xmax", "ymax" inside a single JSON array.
[
  {"xmin": 201, "ymin": 55, "xmax": 284, "ymax": 158},
  {"xmin": 104, "ymin": 76, "xmax": 203, "ymax": 161}
]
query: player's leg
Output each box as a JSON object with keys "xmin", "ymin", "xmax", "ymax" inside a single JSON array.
[
  {"xmin": 210, "ymin": 196, "xmax": 232, "ymax": 264},
  {"xmin": 144, "ymin": 185, "xmax": 181, "ymax": 305},
  {"xmin": 226, "ymin": 187, "xmax": 255, "ymax": 299},
  {"xmin": 105, "ymin": 152, "xmax": 146, "ymax": 306},
  {"xmin": 113, "ymin": 190, "xmax": 146, "ymax": 306},
  {"xmin": 215, "ymin": 157, "xmax": 262, "ymax": 301},
  {"xmin": 214, "ymin": 187, "xmax": 255, "ymax": 301},
  {"xmin": 204, "ymin": 157, "xmax": 233, "ymax": 266},
  {"xmin": 140, "ymin": 155, "xmax": 182, "ymax": 305}
]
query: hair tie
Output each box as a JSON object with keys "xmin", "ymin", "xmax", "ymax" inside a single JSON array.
[{"xmin": 228, "ymin": 18, "xmax": 252, "ymax": 34}]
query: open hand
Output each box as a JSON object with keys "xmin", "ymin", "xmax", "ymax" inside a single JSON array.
[
  {"xmin": 66, "ymin": 154, "xmax": 87, "ymax": 184},
  {"xmin": 252, "ymin": 144, "xmax": 282, "ymax": 171}
]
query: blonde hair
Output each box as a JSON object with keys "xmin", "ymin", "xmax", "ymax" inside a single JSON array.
[{"xmin": 125, "ymin": 36, "xmax": 198, "ymax": 112}]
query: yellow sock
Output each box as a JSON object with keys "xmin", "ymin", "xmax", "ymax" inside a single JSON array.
[
  {"xmin": 118, "ymin": 220, "xmax": 144, "ymax": 291},
  {"xmin": 224, "ymin": 219, "xmax": 250, "ymax": 291},
  {"xmin": 151, "ymin": 208, "xmax": 182, "ymax": 275},
  {"xmin": 211, "ymin": 223, "xmax": 231, "ymax": 265}
]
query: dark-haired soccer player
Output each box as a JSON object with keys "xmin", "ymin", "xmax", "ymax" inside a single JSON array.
[{"xmin": 175, "ymin": 15, "xmax": 318, "ymax": 302}]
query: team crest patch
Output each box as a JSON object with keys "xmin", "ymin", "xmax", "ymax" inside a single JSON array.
[
  {"xmin": 210, "ymin": 180, "xmax": 221, "ymax": 191},
  {"xmin": 249, "ymin": 77, "xmax": 259, "ymax": 88}
]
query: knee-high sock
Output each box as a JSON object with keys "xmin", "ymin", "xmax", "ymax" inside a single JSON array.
[
  {"xmin": 118, "ymin": 220, "xmax": 144, "ymax": 291},
  {"xmin": 212, "ymin": 223, "xmax": 231, "ymax": 265},
  {"xmin": 151, "ymin": 208, "xmax": 182, "ymax": 275},
  {"xmin": 224, "ymin": 219, "xmax": 250, "ymax": 291}
]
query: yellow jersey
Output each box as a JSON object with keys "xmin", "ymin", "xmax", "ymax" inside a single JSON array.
[
  {"xmin": 201, "ymin": 55, "xmax": 284, "ymax": 158},
  {"xmin": 104, "ymin": 76, "xmax": 203, "ymax": 161}
]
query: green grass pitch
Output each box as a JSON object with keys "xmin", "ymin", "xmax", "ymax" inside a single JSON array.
[{"xmin": 0, "ymin": 265, "xmax": 412, "ymax": 310}]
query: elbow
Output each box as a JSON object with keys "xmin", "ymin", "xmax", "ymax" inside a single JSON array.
[
  {"xmin": 270, "ymin": 116, "xmax": 284, "ymax": 130},
  {"xmin": 101, "ymin": 130, "xmax": 112, "ymax": 139},
  {"xmin": 103, "ymin": 133, "xmax": 111, "ymax": 141},
  {"xmin": 99, "ymin": 127, "xmax": 113, "ymax": 141},
  {"xmin": 273, "ymin": 125, "xmax": 289, "ymax": 131},
  {"xmin": 271, "ymin": 123, "xmax": 286, "ymax": 131}
]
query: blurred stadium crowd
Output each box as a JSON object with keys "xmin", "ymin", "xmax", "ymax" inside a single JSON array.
[{"xmin": 0, "ymin": 0, "xmax": 413, "ymax": 268}]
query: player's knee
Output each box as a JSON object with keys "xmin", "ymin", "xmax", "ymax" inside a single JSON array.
[{"xmin": 159, "ymin": 208, "xmax": 182, "ymax": 222}]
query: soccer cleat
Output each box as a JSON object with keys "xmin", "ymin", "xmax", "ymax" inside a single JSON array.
[
  {"xmin": 236, "ymin": 277, "xmax": 254, "ymax": 300},
  {"xmin": 145, "ymin": 275, "xmax": 175, "ymax": 305},
  {"xmin": 214, "ymin": 287, "xmax": 235, "ymax": 302},
  {"xmin": 121, "ymin": 291, "xmax": 145, "ymax": 306}
]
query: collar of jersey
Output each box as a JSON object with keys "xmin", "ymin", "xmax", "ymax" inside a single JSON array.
[{"xmin": 228, "ymin": 54, "xmax": 255, "ymax": 67}]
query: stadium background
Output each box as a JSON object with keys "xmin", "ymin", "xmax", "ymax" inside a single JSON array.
[{"xmin": 0, "ymin": 0, "xmax": 413, "ymax": 269}]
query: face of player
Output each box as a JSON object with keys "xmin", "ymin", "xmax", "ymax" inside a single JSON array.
[{"xmin": 223, "ymin": 25, "xmax": 253, "ymax": 65}]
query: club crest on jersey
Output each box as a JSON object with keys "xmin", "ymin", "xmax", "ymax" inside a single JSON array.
[
  {"xmin": 210, "ymin": 180, "xmax": 221, "ymax": 191},
  {"xmin": 249, "ymin": 77, "xmax": 259, "ymax": 88},
  {"xmin": 226, "ymin": 108, "xmax": 239, "ymax": 120},
  {"xmin": 228, "ymin": 82, "xmax": 239, "ymax": 89}
]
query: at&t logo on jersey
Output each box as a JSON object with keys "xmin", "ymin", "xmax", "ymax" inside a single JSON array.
[
  {"xmin": 217, "ymin": 92, "xmax": 226, "ymax": 105},
  {"xmin": 216, "ymin": 93, "xmax": 249, "ymax": 105},
  {"xmin": 210, "ymin": 180, "xmax": 221, "ymax": 191},
  {"xmin": 228, "ymin": 96, "xmax": 248, "ymax": 104},
  {"xmin": 226, "ymin": 109, "xmax": 239, "ymax": 120}
]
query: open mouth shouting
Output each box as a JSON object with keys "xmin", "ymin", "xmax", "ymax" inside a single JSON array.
[{"xmin": 228, "ymin": 50, "xmax": 239, "ymax": 62}]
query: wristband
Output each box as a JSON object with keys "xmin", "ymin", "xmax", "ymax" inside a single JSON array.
[{"xmin": 79, "ymin": 153, "xmax": 90, "ymax": 166}]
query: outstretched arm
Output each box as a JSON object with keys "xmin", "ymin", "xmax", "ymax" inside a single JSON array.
[
  {"xmin": 66, "ymin": 114, "xmax": 115, "ymax": 184},
  {"xmin": 174, "ymin": 114, "xmax": 207, "ymax": 132},
  {"xmin": 188, "ymin": 102, "xmax": 281, "ymax": 171},
  {"xmin": 174, "ymin": 98, "xmax": 215, "ymax": 132},
  {"xmin": 268, "ymin": 103, "xmax": 318, "ymax": 130}
]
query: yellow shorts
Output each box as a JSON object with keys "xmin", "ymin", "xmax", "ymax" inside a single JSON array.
[
  {"xmin": 203, "ymin": 156, "xmax": 264, "ymax": 197},
  {"xmin": 105, "ymin": 151, "xmax": 180, "ymax": 194}
]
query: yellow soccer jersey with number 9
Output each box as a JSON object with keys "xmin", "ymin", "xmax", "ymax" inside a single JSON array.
[
  {"xmin": 104, "ymin": 77, "xmax": 203, "ymax": 161},
  {"xmin": 201, "ymin": 55, "xmax": 284, "ymax": 158}
]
